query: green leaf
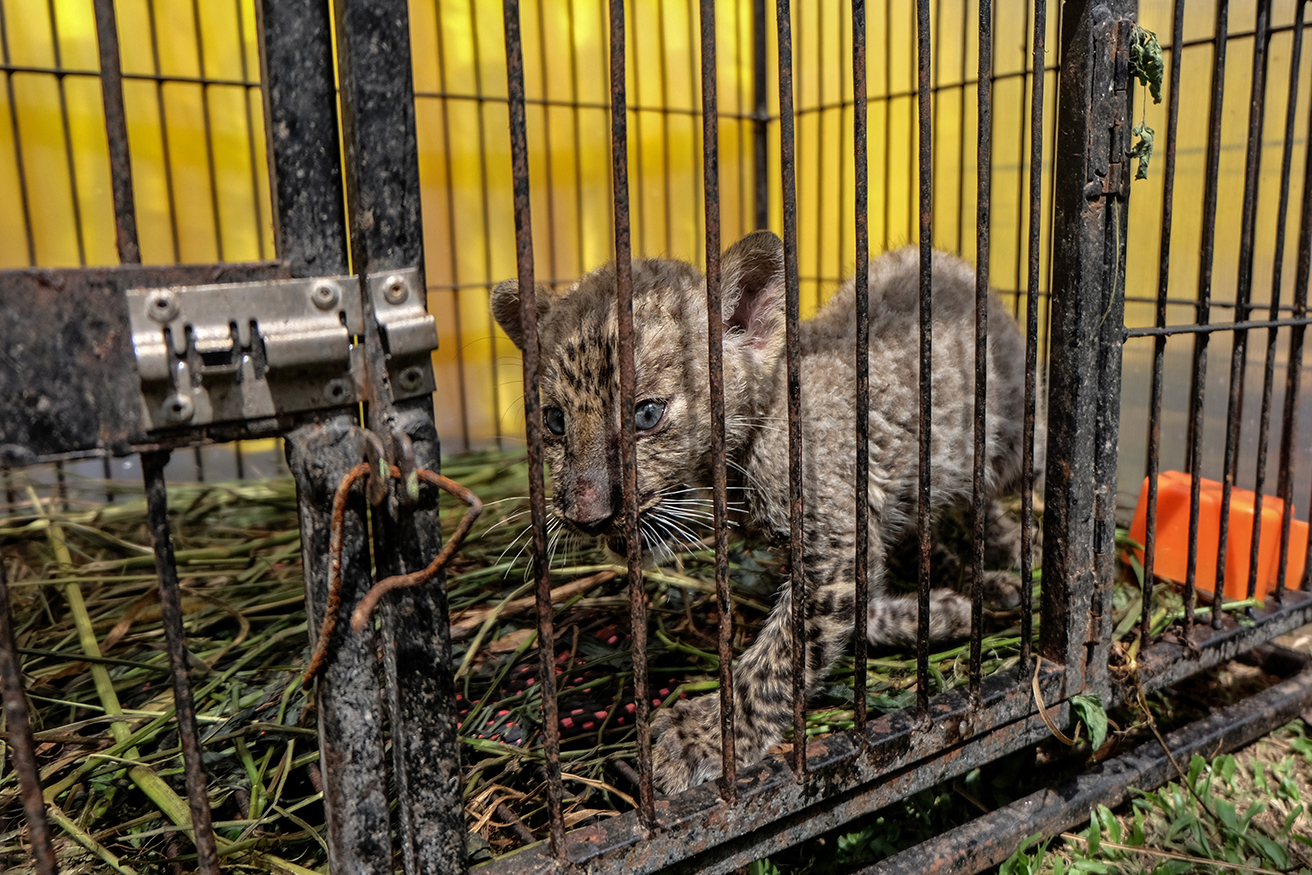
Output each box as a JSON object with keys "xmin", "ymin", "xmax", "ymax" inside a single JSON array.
[
  {"xmin": 1129, "ymin": 25, "xmax": 1165, "ymax": 103},
  {"xmin": 1130, "ymin": 120, "xmax": 1156, "ymax": 181},
  {"xmin": 1072, "ymin": 694, "xmax": 1109, "ymax": 752},
  {"xmin": 1247, "ymin": 833, "xmax": 1290, "ymax": 869},
  {"xmin": 1214, "ymin": 798, "xmax": 1238, "ymax": 832},
  {"xmin": 1129, "ymin": 807, "xmax": 1146, "ymax": 846},
  {"xmin": 1087, "ymin": 809, "xmax": 1102, "ymax": 857}
]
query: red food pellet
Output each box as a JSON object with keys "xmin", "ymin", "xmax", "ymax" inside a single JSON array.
[
  {"xmin": 561, "ymin": 717, "xmax": 575, "ymax": 729},
  {"xmin": 625, "ymin": 703, "xmax": 635, "ymax": 713},
  {"xmin": 607, "ymin": 635, "xmax": 619, "ymax": 645},
  {"xmin": 582, "ymin": 722, "xmax": 595, "ymax": 730},
  {"xmin": 570, "ymin": 708, "xmax": 584, "ymax": 716},
  {"xmin": 525, "ymin": 677, "xmax": 535, "ymax": 686},
  {"xmin": 594, "ymin": 710, "xmax": 607, "ymax": 720},
  {"xmin": 497, "ymin": 709, "xmax": 510, "ymax": 716}
]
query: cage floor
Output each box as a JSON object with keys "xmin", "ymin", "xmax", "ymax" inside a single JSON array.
[{"xmin": 0, "ymin": 451, "xmax": 1099, "ymax": 869}]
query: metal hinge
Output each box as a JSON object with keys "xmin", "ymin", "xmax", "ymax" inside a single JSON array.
[{"xmin": 126, "ymin": 268, "xmax": 436, "ymax": 431}]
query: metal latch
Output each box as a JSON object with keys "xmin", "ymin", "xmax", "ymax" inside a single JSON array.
[
  {"xmin": 126, "ymin": 270, "xmax": 438, "ymax": 432},
  {"xmin": 127, "ymin": 274, "xmax": 364, "ymax": 430}
]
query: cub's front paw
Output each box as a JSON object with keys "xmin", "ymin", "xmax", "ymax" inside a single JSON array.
[{"xmin": 650, "ymin": 695, "xmax": 722, "ymax": 796}]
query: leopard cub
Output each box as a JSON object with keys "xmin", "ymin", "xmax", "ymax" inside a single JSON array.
[{"xmin": 490, "ymin": 230, "xmax": 1027, "ymax": 795}]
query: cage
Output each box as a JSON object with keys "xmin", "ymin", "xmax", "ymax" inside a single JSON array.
[{"xmin": 3, "ymin": 0, "xmax": 1312, "ymax": 873}]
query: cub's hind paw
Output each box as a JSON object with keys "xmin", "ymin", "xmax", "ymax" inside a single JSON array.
[{"xmin": 651, "ymin": 695, "xmax": 723, "ymax": 796}]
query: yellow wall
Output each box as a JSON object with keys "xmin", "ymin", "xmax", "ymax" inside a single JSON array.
[{"xmin": 3, "ymin": 1, "xmax": 1305, "ymax": 461}]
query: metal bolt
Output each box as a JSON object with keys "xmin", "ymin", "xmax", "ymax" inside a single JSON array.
[
  {"xmin": 310, "ymin": 280, "xmax": 340, "ymax": 310},
  {"xmin": 324, "ymin": 379, "xmax": 351, "ymax": 403},
  {"xmin": 161, "ymin": 393, "xmax": 194, "ymax": 423},
  {"xmin": 383, "ymin": 275, "xmax": 409, "ymax": 304},
  {"xmin": 397, "ymin": 366, "xmax": 424, "ymax": 391},
  {"xmin": 146, "ymin": 289, "xmax": 179, "ymax": 323}
]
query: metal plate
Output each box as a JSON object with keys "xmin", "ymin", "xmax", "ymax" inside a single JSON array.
[{"xmin": 0, "ymin": 262, "xmax": 288, "ymax": 464}]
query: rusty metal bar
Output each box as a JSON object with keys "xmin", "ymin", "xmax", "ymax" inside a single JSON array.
[
  {"xmin": 502, "ymin": 0, "xmax": 565, "ymax": 854},
  {"xmin": 144, "ymin": 0, "xmax": 183, "ymax": 262},
  {"xmin": 915, "ymin": 0, "xmax": 933, "ymax": 714},
  {"xmin": 753, "ymin": 0, "xmax": 768, "ymax": 229},
  {"xmin": 1215, "ymin": 0, "xmax": 1269, "ymax": 615},
  {"xmin": 1246, "ymin": 0, "xmax": 1298, "ymax": 604},
  {"xmin": 861, "ymin": 647, "xmax": 1312, "ymax": 875},
  {"xmin": 607, "ymin": 0, "xmax": 654, "ymax": 823},
  {"xmin": 92, "ymin": 0, "xmax": 140, "ymax": 265},
  {"xmin": 45, "ymin": 0, "xmax": 88, "ymax": 266},
  {"xmin": 141, "ymin": 451, "xmax": 219, "ymax": 875},
  {"xmin": 1278, "ymin": 2, "xmax": 1312, "ymax": 594},
  {"xmin": 852, "ymin": 0, "xmax": 869, "ymax": 735},
  {"xmin": 970, "ymin": 0, "xmax": 993, "ymax": 699},
  {"xmin": 0, "ymin": 554, "xmax": 56, "ymax": 875},
  {"xmin": 699, "ymin": 0, "xmax": 735, "ymax": 799},
  {"xmin": 1140, "ymin": 0, "xmax": 1186, "ymax": 650},
  {"xmin": 775, "ymin": 0, "xmax": 806, "ymax": 781},
  {"xmin": 190, "ymin": 0, "xmax": 226, "ymax": 262},
  {"xmin": 1021, "ymin": 0, "xmax": 1048, "ymax": 671},
  {"xmin": 1183, "ymin": 0, "xmax": 1229, "ymax": 632},
  {"xmin": 430, "ymin": 4, "xmax": 472, "ymax": 450}
]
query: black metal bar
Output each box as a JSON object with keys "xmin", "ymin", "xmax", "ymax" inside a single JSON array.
[
  {"xmin": 852, "ymin": 0, "xmax": 869, "ymax": 735},
  {"xmin": 1246, "ymin": 0, "xmax": 1296, "ymax": 604},
  {"xmin": 970, "ymin": 0, "xmax": 993, "ymax": 699},
  {"xmin": 255, "ymin": 0, "xmax": 348, "ymax": 277},
  {"xmin": 534, "ymin": 0, "xmax": 560, "ymax": 287},
  {"xmin": 915, "ymin": 0, "xmax": 933, "ymax": 715},
  {"xmin": 1278, "ymin": 3, "xmax": 1312, "ymax": 594},
  {"xmin": 332, "ymin": 0, "xmax": 464, "ymax": 869},
  {"xmin": 1138, "ymin": 593, "xmax": 1312, "ymax": 693},
  {"xmin": 1183, "ymin": 0, "xmax": 1229, "ymax": 631},
  {"xmin": 502, "ymin": 0, "xmax": 565, "ymax": 854},
  {"xmin": 1012, "ymin": 0, "xmax": 1033, "ymax": 318},
  {"xmin": 1042, "ymin": 0, "xmax": 1131, "ymax": 686},
  {"xmin": 775, "ymin": 0, "xmax": 806, "ymax": 781},
  {"xmin": 1141, "ymin": 0, "xmax": 1186, "ymax": 650},
  {"xmin": 861, "ymin": 647, "xmax": 1312, "ymax": 875},
  {"xmin": 753, "ymin": 0, "xmax": 768, "ymax": 229},
  {"xmin": 0, "ymin": 556, "xmax": 57, "ymax": 875},
  {"xmin": 1021, "ymin": 0, "xmax": 1047, "ymax": 672},
  {"xmin": 141, "ymin": 451, "xmax": 219, "ymax": 875},
  {"xmin": 884, "ymin": 0, "xmax": 893, "ymax": 250},
  {"xmin": 0, "ymin": 0, "xmax": 36, "ymax": 265},
  {"xmin": 1214, "ymin": 0, "xmax": 1269, "ymax": 618},
  {"xmin": 700, "ymin": 0, "xmax": 735, "ymax": 800},
  {"xmin": 607, "ymin": 0, "xmax": 654, "ymax": 824},
  {"xmin": 92, "ymin": 0, "xmax": 140, "ymax": 265},
  {"xmin": 285, "ymin": 425, "xmax": 393, "ymax": 874}
]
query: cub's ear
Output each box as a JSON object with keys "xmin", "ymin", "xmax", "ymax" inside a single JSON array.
[
  {"xmin": 490, "ymin": 279, "xmax": 554, "ymax": 351},
  {"xmin": 720, "ymin": 230, "xmax": 785, "ymax": 349}
]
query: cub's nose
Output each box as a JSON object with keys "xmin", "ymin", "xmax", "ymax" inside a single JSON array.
[
  {"xmin": 567, "ymin": 481, "xmax": 620, "ymax": 536},
  {"xmin": 569, "ymin": 512, "xmax": 615, "ymax": 537}
]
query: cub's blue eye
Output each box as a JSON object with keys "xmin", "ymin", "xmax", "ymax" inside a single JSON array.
[
  {"xmin": 544, "ymin": 407, "xmax": 565, "ymax": 436},
  {"xmin": 634, "ymin": 399, "xmax": 666, "ymax": 431}
]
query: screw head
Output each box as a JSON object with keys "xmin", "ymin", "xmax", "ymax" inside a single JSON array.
[
  {"xmin": 146, "ymin": 290, "xmax": 179, "ymax": 323},
  {"xmin": 383, "ymin": 275, "xmax": 408, "ymax": 304},
  {"xmin": 397, "ymin": 366, "xmax": 424, "ymax": 391},
  {"xmin": 161, "ymin": 393, "xmax": 194, "ymax": 423},
  {"xmin": 310, "ymin": 280, "xmax": 340, "ymax": 310},
  {"xmin": 324, "ymin": 379, "xmax": 351, "ymax": 403}
]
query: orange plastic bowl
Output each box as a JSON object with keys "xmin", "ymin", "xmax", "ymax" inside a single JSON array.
[{"xmin": 1126, "ymin": 471, "xmax": 1308, "ymax": 601}]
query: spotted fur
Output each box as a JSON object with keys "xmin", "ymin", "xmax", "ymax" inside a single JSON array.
[{"xmin": 490, "ymin": 231, "xmax": 1028, "ymax": 795}]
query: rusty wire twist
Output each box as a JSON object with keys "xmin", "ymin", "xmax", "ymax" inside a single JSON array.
[{"xmin": 301, "ymin": 464, "xmax": 482, "ymax": 687}]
